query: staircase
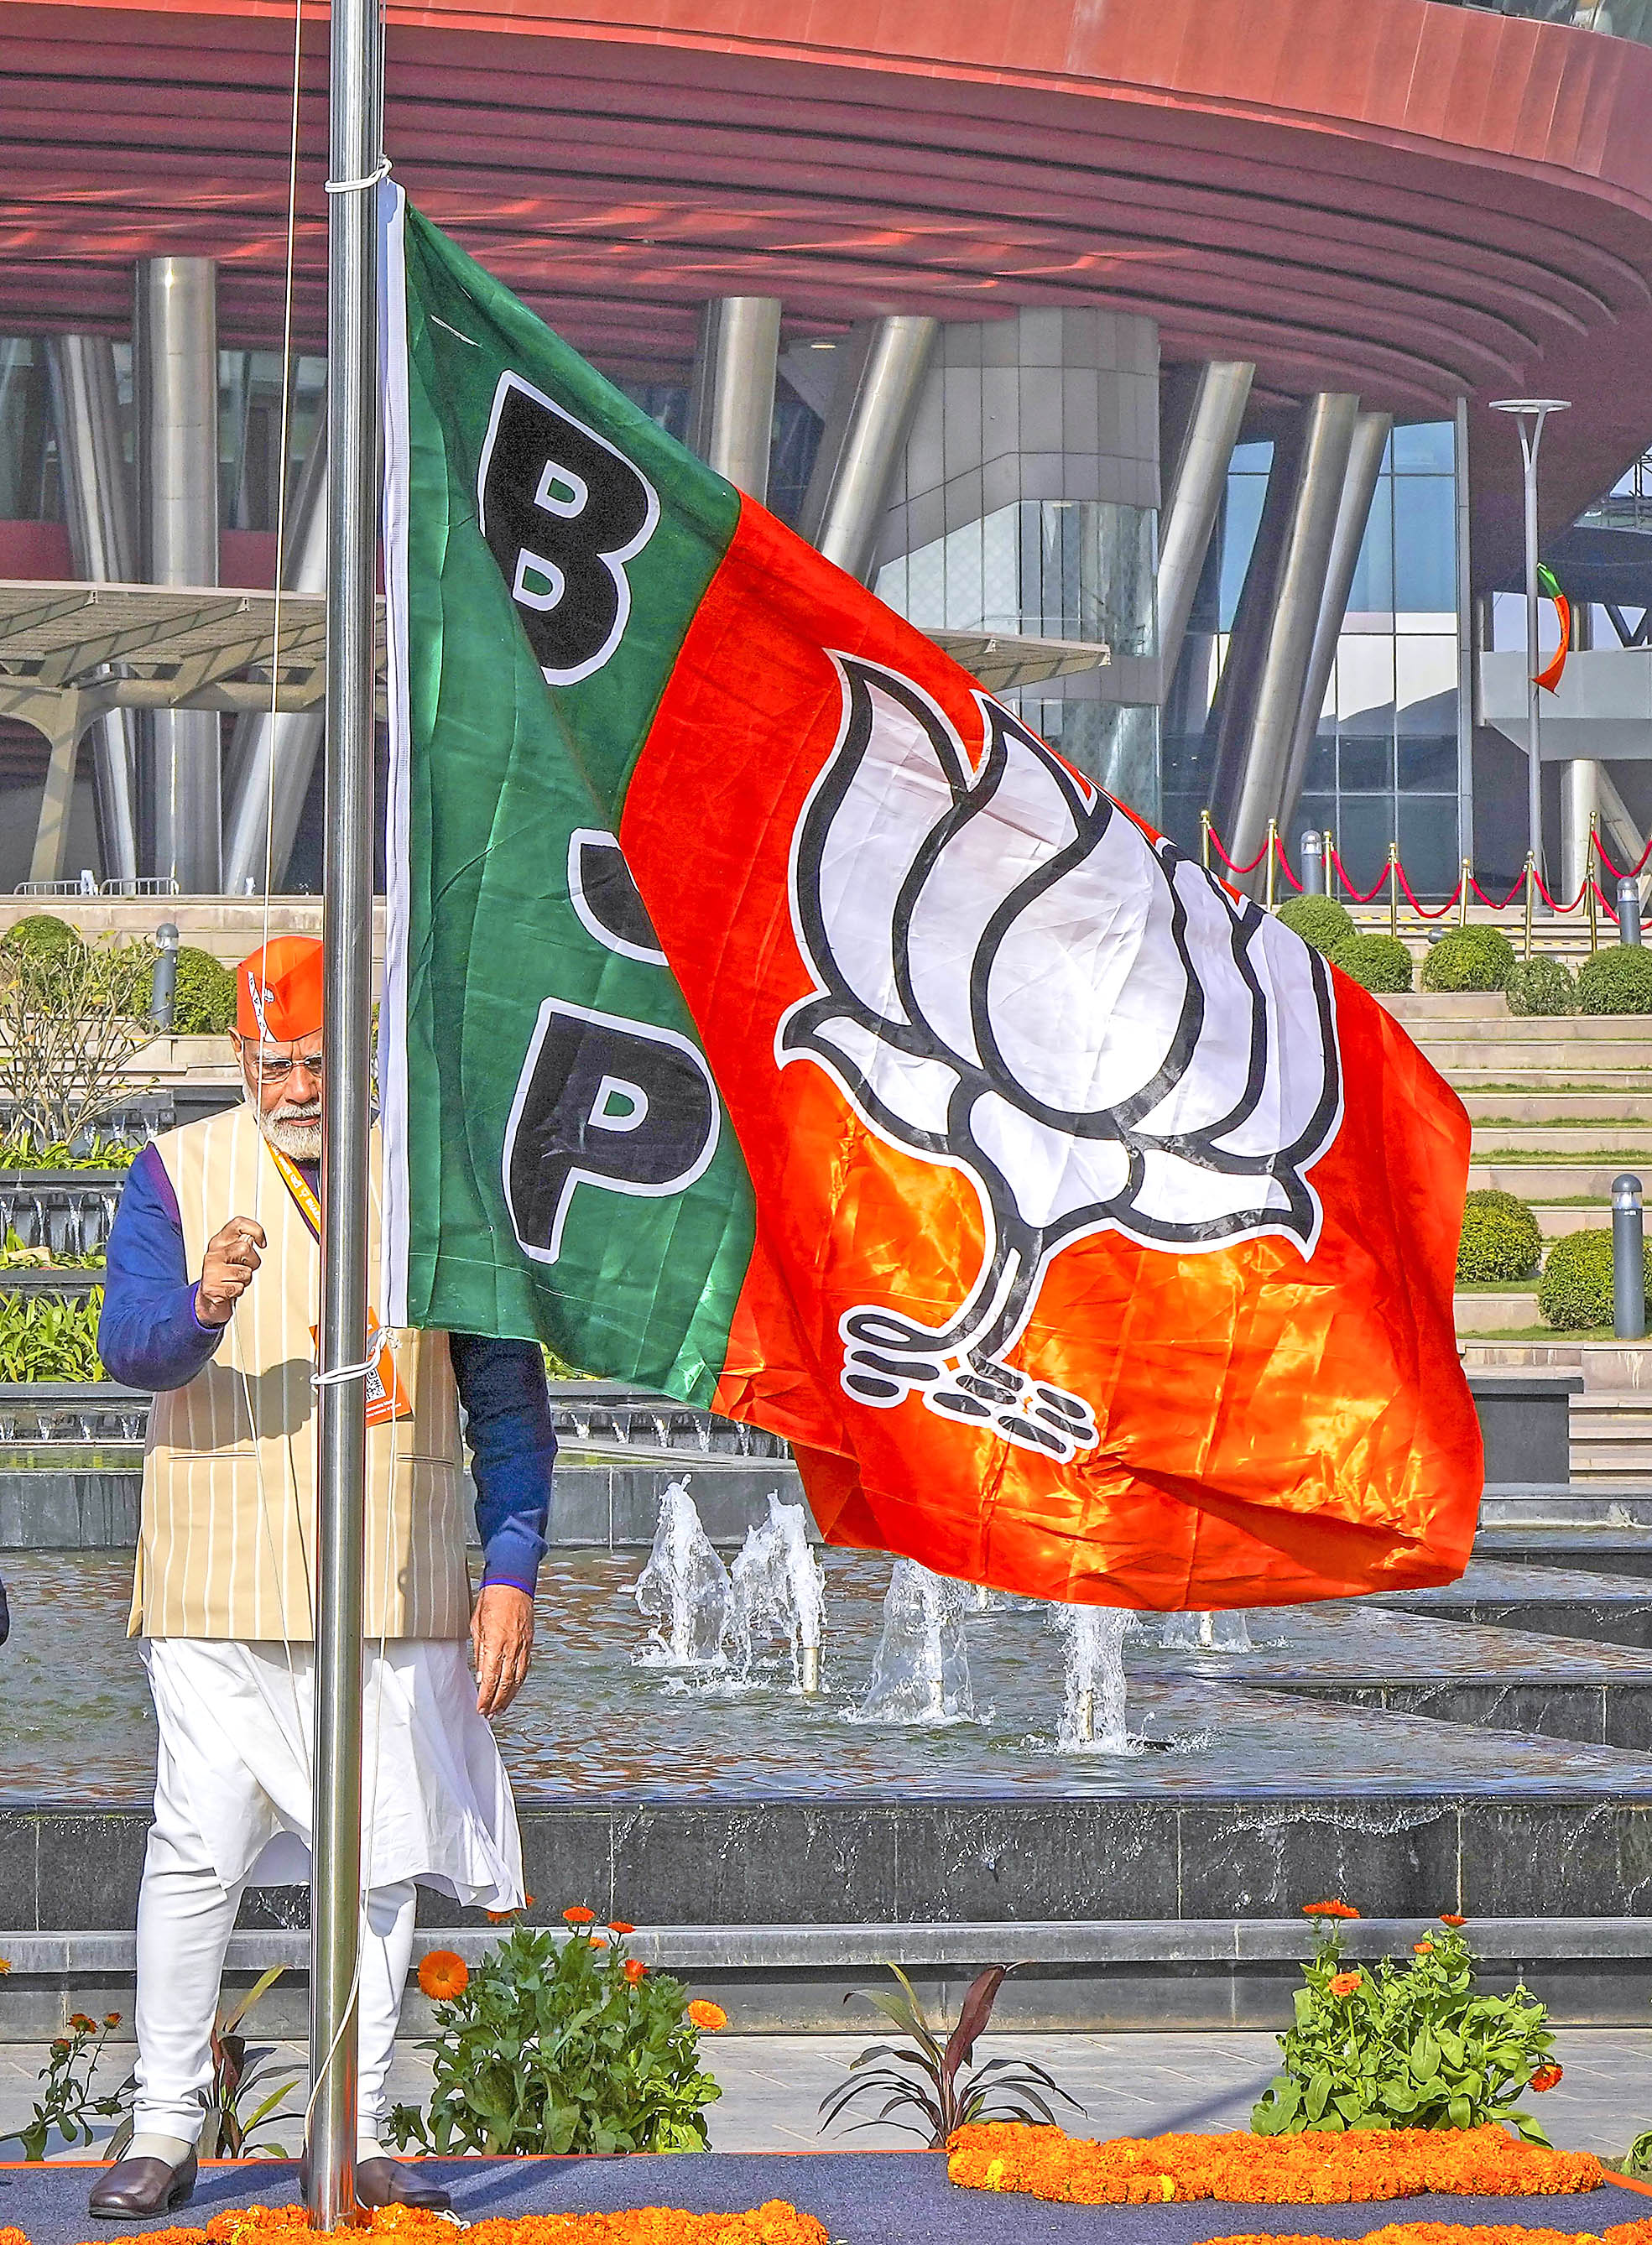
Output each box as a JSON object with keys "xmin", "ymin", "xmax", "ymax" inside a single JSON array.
[{"xmin": 1378, "ymin": 993, "xmax": 1652, "ymax": 1480}]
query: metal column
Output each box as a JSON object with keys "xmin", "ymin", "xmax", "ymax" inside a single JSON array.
[
  {"xmin": 1277, "ymin": 409, "xmax": 1390, "ymax": 838},
  {"xmin": 1561, "ymin": 756, "xmax": 1600, "ymax": 904},
  {"xmin": 1212, "ymin": 392, "xmax": 1360, "ymax": 878},
  {"xmin": 1156, "ymin": 360, "xmax": 1253, "ymax": 691},
  {"xmin": 45, "ymin": 335, "xmax": 140, "ymax": 882},
  {"xmin": 797, "ymin": 315, "xmax": 939, "ymax": 582},
  {"xmin": 221, "ymin": 415, "xmax": 327, "ymax": 893},
  {"xmin": 685, "ymin": 297, "xmax": 781, "ymax": 502},
  {"xmin": 136, "ymin": 257, "xmax": 221, "ymax": 892}
]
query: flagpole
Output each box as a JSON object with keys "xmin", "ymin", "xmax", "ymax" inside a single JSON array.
[{"xmin": 307, "ymin": 0, "xmax": 382, "ymax": 2215}]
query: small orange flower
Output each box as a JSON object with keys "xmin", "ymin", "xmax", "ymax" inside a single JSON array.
[
  {"xmin": 624, "ymin": 1959, "xmax": 647, "ymax": 1984},
  {"xmin": 70, "ymin": 2013, "xmax": 96, "ymax": 2032},
  {"xmin": 1301, "ymin": 1900, "xmax": 1360, "ymax": 1919},
  {"xmin": 416, "ymin": 1950, "xmax": 469, "ymax": 2002},
  {"xmin": 1440, "ymin": 1913, "xmax": 1467, "ymax": 1927},
  {"xmin": 608, "ymin": 1921, "xmax": 635, "ymax": 1935},
  {"xmin": 590, "ymin": 1935, "xmax": 609, "ymax": 1949},
  {"xmin": 1413, "ymin": 1940, "xmax": 1434, "ymax": 1954},
  {"xmin": 1326, "ymin": 1972, "xmax": 1363, "ymax": 1998},
  {"xmin": 687, "ymin": 2000, "xmax": 727, "ymax": 2032},
  {"xmin": 1530, "ymin": 2062, "xmax": 1564, "ymax": 2092},
  {"xmin": 485, "ymin": 1909, "xmax": 514, "ymax": 1924},
  {"xmin": 0, "ymin": 1960, "xmax": 10, "ymax": 1977},
  {"xmin": 103, "ymin": 2012, "xmax": 122, "ymax": 2028},
  {"xmin": 564, "ymin": 1904, "xmax": 597, "ymax": 1925}
]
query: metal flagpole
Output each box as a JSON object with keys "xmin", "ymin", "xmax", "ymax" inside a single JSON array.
[
  {"xmin": 306, "ymin": 0, "xmax": 383, "ymax": 2214},
  {"xmin": 1490, "ymin": 398, "xmax": 1570, "ymax": 893}
]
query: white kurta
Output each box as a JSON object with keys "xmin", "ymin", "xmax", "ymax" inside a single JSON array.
[{"xmin": 143, "ymin": 1636, "xmax": 524, "ymax": 1908}]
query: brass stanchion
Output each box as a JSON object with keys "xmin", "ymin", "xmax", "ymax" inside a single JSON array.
[
  {"xmin": 1201, "ymin": 807, "xmax": 1212, "ymax": 872},
  {"xmin": 1388, "ymin": 838, "xmax": 1399, "ymax": 941},
  {"xmin": 1523, "ymin": 851, "xmax": 1535, "ymax": 961},
  {"xmin": 1457, "ymin": 857, "xmax": 1472, "ymax": 930},
  {"xmin": 1265, "ymin": 817, "xmax": 1278, "ymax": 912},
  {"xmin": 1587, "ymin": 813, "xmax": 1600, "ymax": 955}
]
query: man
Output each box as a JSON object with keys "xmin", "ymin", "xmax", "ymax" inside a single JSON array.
[{"xmin": 92, "ymin": 935, "xmax": 555, "ymax": 2220}]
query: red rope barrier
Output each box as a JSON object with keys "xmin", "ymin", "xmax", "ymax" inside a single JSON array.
[
  {"xmin": 1592, "ymin": 829, "xmax": 1652, "ymax": 881},
  {"xmin": 1328, "ymin": 850, "xmax": 1389, "ymax": 905},
  {"xmin": 1592, "ymin": 877, "xmax": 1621, "ymax": 924},
  {"xmin": 1530, "ymin": 868, "xmax": 1589, "ymax": 914},
  {"xmin": 1394, "ymin": 861, "xmax": 1465, "ymax": 919},
  {"xmin": 1206, "ymin": 828, "xmax": 1270, "ymax": 878},
  {"xmin": 1469, "ymin": 868, "xmax": 1528, "ymax": 909},
  {"xmin": 1272, "ymin": 836, "xmax": 1304, "ymax": 893}
]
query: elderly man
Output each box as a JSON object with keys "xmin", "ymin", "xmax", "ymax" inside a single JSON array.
[{"xmin": 93, "ymin": 935, "xmax": 555, "ymax": 2221}]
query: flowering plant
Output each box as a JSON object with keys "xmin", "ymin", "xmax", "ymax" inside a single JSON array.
[
  {"xmin": 1251, "ymin": 1913, "xmax": 1559, "ymax": 2142},
  {"xmin": 0, "ymin": 2011, "xmax": 128, "ymax": 2159},
  {"xmin": 388, "ymin": 1916, "xmax": 722, "ymax": 2155}
]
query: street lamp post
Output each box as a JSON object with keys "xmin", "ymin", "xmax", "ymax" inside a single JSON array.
[{"xmin": 1490, "ymin": 399, "xmax": 1571, "ymax": 896}]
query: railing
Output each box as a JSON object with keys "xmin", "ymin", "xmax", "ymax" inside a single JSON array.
[
  {"xmin": 1201, "ymin": 810, "xmax": 1649, "ymax": 957},
  {"xmin": 12, "ymin": 878, "xmax": 180, "ymax": 899}
]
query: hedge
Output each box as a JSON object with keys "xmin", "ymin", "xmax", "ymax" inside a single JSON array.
[
  {"xmin": 0, "ymin": 914, "xmax": 83, "ymax": 960},
  {"xmin": 1503, "ymin": 956, "xmax": 1576, "ymax": 1017},
  {"xmin": 1276, "ymin": 895, "xmax": 1354, "ymax": 957},
  {"xmin": 170, "ymin": 947, "xmax": 238, "ymax": 1034},
  {"xmin": 1539, "ymin": 1226, "xmax": 1652, "ymax": 1331},
  {"xmin": 1456, "ymin": 1189, "xmax": 1542, "ymax": 1287},
  {"xmin": 1329, "ymin": 933, "xmax": 1413, "ymax": 994},
  {"xmin": 1420, "ymin": 926, "xmax": 1515, "ymax": 992},
  {"xmin": 1577, "ymin": 945, "xmax": 1652, "ymax": 1016}
]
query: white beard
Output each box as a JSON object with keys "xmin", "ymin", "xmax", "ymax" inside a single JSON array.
[{"xmin": 248, "ymin": 1088, "xmax": 323, "ymax": 1162}]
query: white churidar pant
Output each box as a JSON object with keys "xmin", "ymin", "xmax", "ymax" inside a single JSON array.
[{"xmin": 133, "ymin": 1637, "xmax": 524, "ymax": 2146}]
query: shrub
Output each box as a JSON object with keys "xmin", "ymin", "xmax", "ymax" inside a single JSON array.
[
  {"xmin": 0, "ymin": 933, "xmax": 156, "ymax": 1162},
  {"xmin": 0, "ymin": 1290, "xmax": 105, "ymax": 1382},
  {"xmin": 1329, "ymin": 933, "xmax": 1413, "ymax": 994},
  {"xmin": 1276, "ymin": 895, "xmax": 1354, "ymax": 957},
  {"xmin": 1577, "ymin": 945, "xmax": 1652, "ymax": 1016},
  {"xmin": 1456, "ymin": 1190, "xmax": 1541, "ymax": 1287},
  {"xmin": 0, "ymin": 914, "xmax": 83, "ymax": 961},
  {"xmin": 1420, "ymin": 927, "xmax": 1515, "ymax": 992},
  {"xmin": 1251, "ymin": 1909, "xmax": 1558, "ymax": 2142},
  {"xmin": 1539, "ymin": 1226, "xmax": 1652, "ymax": 1331},
  {"xmin": 1503, "ymin": 956, "xmax": 1576, "ymax": 1017},
  {"xmin": 169, "ymin": 947, "xmax": 237, "ymax": 1034},
  {"xmin": 388, "ymin": 1917, "xmax": 724, "ymax": 2154}
]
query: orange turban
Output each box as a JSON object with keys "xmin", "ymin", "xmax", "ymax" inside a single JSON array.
[{"xmin": 236, "ymin": 937, "xmax": 324, "ymax": 1042}]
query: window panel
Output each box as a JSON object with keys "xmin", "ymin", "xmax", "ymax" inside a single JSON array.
[
  {"xmin": 1336, "ymin": 636, "xmax": 1395, "ymax": 730},
  {"xmin": 1392, "ymin": 421, "xmax": 1455, "ymax": 473},
  {"xmin": 1339, "ymin": 735, "xmax": 1394, "ymax": 793},
  {"xmin": 1395, "ymin": 635, "xmax": 1458, "ymax": 734},
  {"xmin": 1393, "ymin": 476, "xmax": 1456, "ymax": 613},
  {"xmin": 1398, "ymin": 796, "xmax": 1460, "ymax": 898},
  {"xmin": 1333, "ymin": 797, "xmax": 1394, "ymax": 897},
  {"xmin": 1398, "ymin": 735, "xmax": 1457, "ymax": 790},
  {"xmin": 1346, "ymin": 477, "xmax": 1394, "ymax": 615}
]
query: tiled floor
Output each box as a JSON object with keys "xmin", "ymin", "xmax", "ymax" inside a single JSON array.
[{"xmin": 3, "ymin": 2029, "xmax": 1648, "ymax": 2161}]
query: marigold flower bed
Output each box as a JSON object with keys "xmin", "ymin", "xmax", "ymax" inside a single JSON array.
[
  {"xmin": 0, "ymin": 2201, "xmax": 826, "ymax": 2245},
  {"xmin": 945, "ymin": 2123, "xmax": 1606, "ymax": 2206},
  {"xmin": 1207, "ymin": 2227, "xmax": 1652, "ymax": 2245}
]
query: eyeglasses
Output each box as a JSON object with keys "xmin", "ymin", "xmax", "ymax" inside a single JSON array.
[{"xmin": 242, "ymin": 1046, "xmax": 325, "ymax": 1084}]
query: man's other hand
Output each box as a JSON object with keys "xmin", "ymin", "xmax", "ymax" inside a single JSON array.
[
  {"xmin": 472, "ymin": 1583, "xmax": 535, "ymax": 1716},
  {"xmin": 196, "ymin": 1216, "xmax": 267, "ymax": 1326}
]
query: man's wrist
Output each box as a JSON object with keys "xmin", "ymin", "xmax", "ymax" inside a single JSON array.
[{"xmin": 190, "ymin": 1283, "xmax": 230, "ymax": 1331}]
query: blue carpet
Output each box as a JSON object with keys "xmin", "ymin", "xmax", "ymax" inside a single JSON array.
[{"xmin": 0, "ymin": 2155, "xmax": 1642, "ymax": 2245}]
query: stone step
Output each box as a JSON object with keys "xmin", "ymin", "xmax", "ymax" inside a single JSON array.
[
  {"xmin": 1412, "ymin": 1014, "xmax": 1652, "ymax": 1042},
  {"xmin": 1470, "ymin": 1126, "xmax": 1652, "ymax": 1156},
  {"xmin": 1447, "ymin": 1070, "xmax": 1652, "ymax": 1093},
  {"xmin": 1462, "ymin": 1093, "xmax": 1651, "ymax": 1123},
  {"xmin": 1455, "ymin": 1291, "xmax": 1540, "ymax": 1332},
  {"xmin": 1532, "ymin": 1205, "xmax": 1610, "ymax": 1236},
  {"xmin": 1424, "ymin": 1044, "xmax": 1652, "ymax": 1073},
  {"xmin": 1470, "ymin": 1164, "xmax": 1633, "ymax": 1201}
]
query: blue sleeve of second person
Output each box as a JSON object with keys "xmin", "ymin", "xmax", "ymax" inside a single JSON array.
[
  {"xmin": 96, "ymin": 1143, "xmax": 226, "ymax": 1392},
  {"xmin": 448, "ymin": 1333, "xmax": 556, "ymax": 1594}
]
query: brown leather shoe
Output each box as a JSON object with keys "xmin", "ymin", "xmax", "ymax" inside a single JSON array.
[
  {"xmin": 88, "ymin": 2149, "xmax": 198, "ymax": 2221},
  {"xmin": 354, "ymin": 2158, "xmax": 451, "ymax": 2212}
]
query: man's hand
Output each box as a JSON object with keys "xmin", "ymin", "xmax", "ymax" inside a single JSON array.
[
  {"xmin": 196, "ymin": 1216, "xmax": 267, "ymax": 1326},
  {"xmin": 472, "ymin": 1583, "xmax": 535, "ymax": 1716}
]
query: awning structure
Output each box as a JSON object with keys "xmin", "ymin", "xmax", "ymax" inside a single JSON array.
[{"xmin": 0, "ymin": 578, "xmax": 1107, "ymax": 882}]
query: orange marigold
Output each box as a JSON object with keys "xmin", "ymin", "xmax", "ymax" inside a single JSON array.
[
  {"xmin": 70, "ymin": 2012, "xmax": 96, "ymax": 2031},
  {"xmin": 1440, "ymin": 1914, "xmax": 1467, "ymax": 1927},
  {"xmin": 104, "ymin": 2011, "xmax": 122, "ymax": 2028},
  {"xmin": 1413, "ymin": 1941, "xmax": 1434, "ymax": 1955},
  {"xmin": 687, "ymin": 2000, "xmax": 728, "ymax": 2032},
  {"xmin": 564, "ymin": 1904, "xmax": 597, "ymax": 1925},
  {"xmin": 608, "ymin": 1921, "xmax": 636, "ymax": 1935},
  {"xmin": 1301, "ymin": 1900, "xmax": 1360, "ymax": 1919},
  {"xmin": 591, "ymin": 1935, "xmax": 609, "ymax": 1949},
  {"xmin": 416, "ymin": 1949, "xmax": 469, "ymax": 2002},
  {"xmin": 624, "ymin": 1959, "xmax": 648, "ymax": 1984},
  {"xmin": 1530, "ymin": 2063, "xmax": 1564, "ymax": 2092},
  {"xmin": 0, "ymin": 1959, "xmax": 10, "ymax": 1977},
  {"xmin": 1327, "ymin": 1972, "xmax": 1363, "ymax": 1997}
]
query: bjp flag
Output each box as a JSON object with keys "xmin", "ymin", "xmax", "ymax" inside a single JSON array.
[{"xmin": 377, "ymin": 185, "xmax": 1482, "ymax": 1612}]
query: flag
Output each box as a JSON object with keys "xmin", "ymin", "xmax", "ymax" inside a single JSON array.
[
  {"xmin": 378, "ymin": 185, "xmax": 1482, "ymax": 1610},
  {"xmin": 1535, "ymin": 564, "xmax": 1571, "ymax": 695}
]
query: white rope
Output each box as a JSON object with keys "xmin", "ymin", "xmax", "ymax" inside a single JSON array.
[
  {"xmin": 311, "ymin": 1354, "xmax": 379, "ymax": 1388},
  {"xmin": 325, "ymin": 155, "xmax": 390, "ymax": 195}
]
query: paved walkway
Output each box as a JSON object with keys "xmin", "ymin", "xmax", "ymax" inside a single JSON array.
[{"xmin": 3, "ymin": 2030, "xmax": 1649, "ymax": 2161}]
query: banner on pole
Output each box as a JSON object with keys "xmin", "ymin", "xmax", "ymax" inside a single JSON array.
[{"xmin": 378, "ymin": 184, "xmax": 1482, "ymax": 1608}]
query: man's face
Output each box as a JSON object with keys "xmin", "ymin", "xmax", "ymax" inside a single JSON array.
[{"xmin": 233, "ymin": 1030, "xmax": 324, "ymax": 1157}]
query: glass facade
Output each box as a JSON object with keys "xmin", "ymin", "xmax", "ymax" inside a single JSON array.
[{"xmin": 1163, "ymin": 418, "xmax": 1462, "ymax": 894}]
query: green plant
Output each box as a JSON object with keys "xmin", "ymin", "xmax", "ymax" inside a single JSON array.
[
  {"xmin": 1420, "ymin": 928, "xmax": 1515, "ymax": 992},
  {"xmin": 1329, "ymin": 933, "xmax": 1413, "ymax": 994},
  {"xmin": 0, "ymin": 914, "xmax": 84, "ymax": 964},
  {"xmin": 1277, "ymin": 895, "xmax": 1355, "ymax": 957},
  {"xmin": 0, "ymin": 1138, "xmax": 138, "ymax": 1173},
  {"xmin": 165, "ymin": 946, "xmax": 238, "ymax": 1035},
  {"xmin": 1578, "ymin": 945, "xmax": 1652, "ymax": 1016},
  {"xmin": 821, "ymin": 1964, "xmax": 1081, "ymax": 2149},
  {"xmin": 0, "ymin": 1227, "xmax": 105, "ymax": 1272},
  {"xmin": 388, "ymin": 1917, "xmax": 723, "ymax": 2155},
  {"xmin": 1539, "ymin": 1227, "xmax": 1652, "ymax": 1331},
  {"xmin": 104, "ymin": 1967, "xmax": 298, "ymax": 2161},
  {"xmin": 1503, "ymin": 956, "xmax": 1576, "ymax": 1018},
  {"xmin": 0, "ymin": 1290, "xmax": 106, "ymax": 1381},
  {"xmin": 0, "ymin": 2011, "xmax": 129, "ymax": 2159},
  {"xmin": 1456, "ymin": 1190, "xmax": 1542, "ymax": 1287},
  {"xmin": 0, "ymin": 932, "xmax": 158, "ymax": 1157},
  {"xmin": 1251, "ymin": 1914, "xmax": 1557, "ymax": 2143}
]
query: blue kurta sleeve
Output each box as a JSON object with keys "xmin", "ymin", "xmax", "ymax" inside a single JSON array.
[
  {"xmin": 448, "ymin": 1334, "xmax": 555, "ymax": 1594},
  {"xmin": 96, "ymin": 1142, "xmax": 225, "ymax": 1392}
]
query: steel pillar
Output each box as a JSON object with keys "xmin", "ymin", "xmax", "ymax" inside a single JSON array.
[
  {"xmin": 221, "ymin": 414, "xmax": 327, "ymax": 893},
  {"xmin": 45, "ymin": 336, "xmax": 140, "ymax": 883},
  {"xmin": 798, "ymin": 315, "xmax": 939, "ymax": 582},
  {"xmin": 136, "ymin": 256, "xmax": 221, "ymax": 893},
  {"xmin": 1156, "ymin": 360, "xmax": 1253, "ymax": 692},
  {"xmin": 1561, "ymin": 758, "xmax": 1601, "ymax": 904},
  {"xmin": 686, "ymin": 297, "xmax": 781, "ymax": 503},
  {"xmin": 1209, "ymin": 393, "xmax": 1360, "ymax": 881},
  {"xmin": 1277, "ymin": 409, "xmax": 1391, "ymax": 838}
]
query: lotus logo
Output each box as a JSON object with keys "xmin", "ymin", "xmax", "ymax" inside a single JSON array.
[{"xmin": 778, "ymin": 657, "xmax": 1343, "ymax": 1461}]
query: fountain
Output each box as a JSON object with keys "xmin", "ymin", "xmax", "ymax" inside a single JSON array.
[
  {"xmin": 1053, "ymin": 1603, "xmax": 1133, "ymax": 1750},
  {"xmin": 1198, "ymin": 1609, "xmax": 1254, "ymax": 1653},
  {"xmin": 727, "ymin": 1492, "xmax": 827, "ymax": 1693},
  {"xmin": 853, "ymin": 1559, "xmax": 976, "ymax": 1722},
  {"xmin": 631, "ymin": 1477, "xmax": 731, "ymax": 1666},
  {"xmin": 1144, "ymin": 1608, "xmax": 1253, "ymax": 1652}
]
